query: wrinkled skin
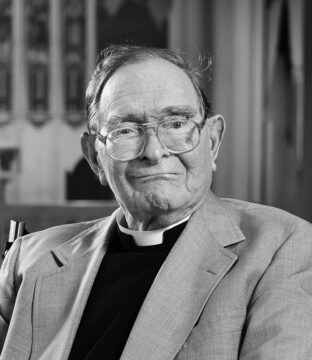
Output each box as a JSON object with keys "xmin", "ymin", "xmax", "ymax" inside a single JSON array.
[{"xmin": 82, "ymin": 58, "xmax": 224, "ymax": 230}]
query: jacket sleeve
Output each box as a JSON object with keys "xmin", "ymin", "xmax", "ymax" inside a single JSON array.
[
  {"xmin": 240, "ymin": 221, "xmax": 312, "ymax": 359},
  {"xmin": 0, "ymin": 237, "xmax": 22, "ymax": 353}
]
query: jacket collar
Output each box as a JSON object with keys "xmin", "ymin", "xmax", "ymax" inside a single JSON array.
[
  {"xmin": 51, "ymin": 208, "xmax": 119, "ymax": 266},
  {"xmin": 198, "ymin": 191, "xmax": 245, "ymax": 247},
  {"xmin": 51, "ymin": 192, "xmax": 244, "ymax": 267}
]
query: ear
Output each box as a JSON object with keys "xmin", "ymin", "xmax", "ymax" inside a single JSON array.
[
  {"xmin": 80, "ymin": 132, "xmax": 108, "ymax": 186},
  {"xmin": 207, "ymin": 115, "xmax": 225, "ymax": 172}
]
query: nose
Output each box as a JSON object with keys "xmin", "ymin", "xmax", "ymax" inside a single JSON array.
[{"xmin": 139, "ymin": 132, "xmax": 169, "ymax": 163}]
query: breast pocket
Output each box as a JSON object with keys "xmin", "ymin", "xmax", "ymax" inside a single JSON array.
[
  {"xmin": 203, "ymin": 308, "xmax": 246, "ymax": 335},
  {"xmin": 176, "ymin": 309, "xmax": 246, "ymax": 360}
]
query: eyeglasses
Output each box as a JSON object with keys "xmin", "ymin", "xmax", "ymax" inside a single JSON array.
[{"xmin": 94, "ymin": 116, "xmax": 214, "ymax": 162}]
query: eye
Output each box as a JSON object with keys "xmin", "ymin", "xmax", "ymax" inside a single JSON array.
[
  {"xmin": 109, "ymin": 126, "xmax": 140, "ymax": 140},
  {"xmin": 170, "ymin": 120, "xmax": 186, "ymax": 129},
  {"xmin": 163, "ymin": 117, "xmax": 189, "ymax": 130},
  {"xmin": 117, "ymin": 128, "xmax": 134, "ymax": 135}
]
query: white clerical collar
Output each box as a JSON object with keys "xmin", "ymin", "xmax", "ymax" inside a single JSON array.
[{"xmin": 116, "ymin": 209, "xmax": 190, "ymax": 246}]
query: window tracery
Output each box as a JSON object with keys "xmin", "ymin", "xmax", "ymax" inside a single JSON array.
[
  {"xmin": 26, "ymin": 0, "xmax": 50, "ymax": 126},
  {"xmin": 63, "ymin": 0, "xmax": 85, "ymax": 127},
  {"xmin": 0, "ymin": 0, "xmax": 12, "ymax": 126}
]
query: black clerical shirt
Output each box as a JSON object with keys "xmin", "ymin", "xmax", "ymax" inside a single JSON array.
[{"xmin": 68, "ymin": 221, "xmax": 186, "ymax": 360}]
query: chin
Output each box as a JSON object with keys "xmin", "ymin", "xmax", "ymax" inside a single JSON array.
[{"xmin": 142, "ymin": 191, "xmax": 189, "ymax": 213}]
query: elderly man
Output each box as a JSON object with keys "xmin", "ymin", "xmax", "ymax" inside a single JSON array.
[{"xmin": 1, "ymin": 45, "xmax": 312, "ymax": 360}]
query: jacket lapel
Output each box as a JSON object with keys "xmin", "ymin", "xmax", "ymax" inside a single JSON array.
[
  {"xmin": 120, "ymin": 193, "xmax": 245, "ymax": 360},
  {"xmin": 30, "ymin": 210, "xmax": 118, "ymax": 360}
]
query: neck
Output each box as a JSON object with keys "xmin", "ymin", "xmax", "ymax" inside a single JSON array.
[
  {"xmin": 120, "ymin": 189, "xmax": 211, "ymax": 231},
  {"xmin": 117, "ymin": 210, "xmax": 190, "ymax": 245},
  {"xmin": 121, "ymin": 208, "xmax": 194, "ymax": 231}
]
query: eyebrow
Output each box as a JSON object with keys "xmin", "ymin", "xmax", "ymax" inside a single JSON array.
[
  {"xmin": 157, "ymin": 106, "xmax": 198, "ymax": 118},
  {"xmin": 105, "ymin": 106, "xmax": 198, "ymax": 131},
  {"xmin": 105, "ymin": 115, "xmax": 140, "ymax": 131}
]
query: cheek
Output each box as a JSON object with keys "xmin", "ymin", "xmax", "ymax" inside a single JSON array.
[
  {"xmin": 187, "ymin": 164, "xmax": 211, "ymax": 192},
  {"xmin": 181, "ymin": 149, "xmax": 212, "ymax": 181},
  {"xmin": 96, "ymin": 151, "xmax": 121, "ymax": 190},
  {"xmin": 179, "ymin": 151, "xmax": 213, "ymax": 194},
  {"xmin": 105, "ymin": 160, "xmax": 132, "ymax": 197}
]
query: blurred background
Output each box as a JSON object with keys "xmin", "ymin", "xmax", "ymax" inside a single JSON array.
[{"xmin": 0, "ymin": 0, "xmax": 311, "ymax": 247}]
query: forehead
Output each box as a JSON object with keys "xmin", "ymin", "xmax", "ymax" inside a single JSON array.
[{"xmin": 98, "ymin": 58, "xmax": 200, "ymax": 123}]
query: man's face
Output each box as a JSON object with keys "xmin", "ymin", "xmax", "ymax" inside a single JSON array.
[{"xmin": 93, "ymin": 58, "xmax": 222, "ymax": 228}]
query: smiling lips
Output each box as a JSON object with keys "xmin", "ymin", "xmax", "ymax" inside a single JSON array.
[{"xmin": 129, "ymin": 173, "xmax": 179, "ymax": 180}]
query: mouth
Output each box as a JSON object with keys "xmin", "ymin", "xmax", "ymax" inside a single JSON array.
[{"xmin": 129, "ymin": 173, "xmax": 179, "ymax": 181}]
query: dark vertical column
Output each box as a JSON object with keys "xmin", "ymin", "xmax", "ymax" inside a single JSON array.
[
  {"xmin": 302, "ymin": 0, "xmax": 312, "ymax": 220},
  {"xmin": 50, "ymin": 0, "xmax": 64, "ymax": 118}
]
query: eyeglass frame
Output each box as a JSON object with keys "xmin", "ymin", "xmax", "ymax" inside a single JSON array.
[{"xmin": 91, "ymin": 114, "xmax": 219, "ymax": 162}]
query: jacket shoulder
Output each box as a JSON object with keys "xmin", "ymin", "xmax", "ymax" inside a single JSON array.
[
  {"xmin": 222, "ymin": 198, "xmax": 312, "ymax": 250},
  {"xmin": 222, "ymin": 198, "xmax": 310, "ymax": 228},
  {"xmin": 15, "ymin": 217, "xmax": 110, "ymax": 273}
]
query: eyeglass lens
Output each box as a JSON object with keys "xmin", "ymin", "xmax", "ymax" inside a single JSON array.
[{"xmin": 105, "ymin": 119, "xmax": 200, "ymax": 161}]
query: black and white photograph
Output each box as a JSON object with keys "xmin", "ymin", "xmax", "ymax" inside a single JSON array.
[{"xmin": 0, "ymin": 1, "xmax": 312, "ymax": 359}]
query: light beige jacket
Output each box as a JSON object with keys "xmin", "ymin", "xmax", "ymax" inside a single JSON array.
[{"xmin": 1, "ymin": 192, "xmax": 312, "ymax": 359}]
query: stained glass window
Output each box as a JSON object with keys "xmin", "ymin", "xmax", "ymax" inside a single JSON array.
[
  {"xmin": 26, "ymin": 0, "xmax": 49, "ymax": 123},
  {"xmin": 0, "ymin": 0, "xmax": 12, "ymax": 125},
  {"xmin": 63, "ymin": 0, "xmax": 85, "ymax": 126}
]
